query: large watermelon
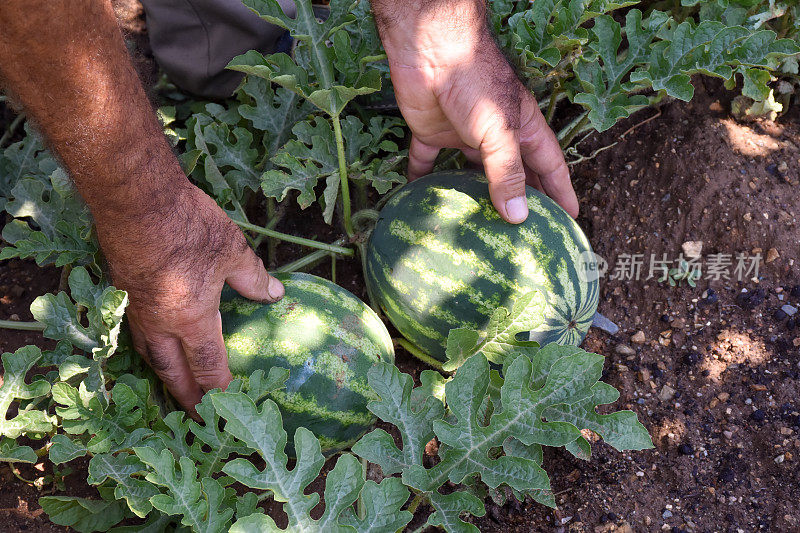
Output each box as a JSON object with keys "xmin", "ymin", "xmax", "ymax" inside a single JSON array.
[
  {"xmin": 365, "ymin": 169, "xmax": 599, "ymax": 362},
  {"xmin": 220, "ymin": 272, "xmax": 394, "ymax": 453}
]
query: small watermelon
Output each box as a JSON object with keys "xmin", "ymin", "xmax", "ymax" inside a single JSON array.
[
  {"xmin": 220, "ymin": 272, "xmax": 393, "ymax": 453},
  {"xmin": 365, "ymin": 169, "xmax": 599, "ymax": 363}
]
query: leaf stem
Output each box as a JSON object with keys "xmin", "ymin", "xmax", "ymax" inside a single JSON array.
[
  {"xmin": 0, "ymin": 113, "xmax": 25, "ymax": 148},
  {"xmin": 406, "ymin": 492, "xmax": 424, "ymax": 514},
  {"xmin": 266, "ymin": 198, "xmax": 277, "ymax": 264},
  {"xmin": 558, "ymin": 113, "xmax": 590, "ymax": 149},
  {"xmin": 35, "ymin": 442, "xmax": 51, "ymax": 458},
  {"xmin": 351, "ymin": 209, "xmax": 380, "ymax": 230},
  {"xmin": 393, "ymin": 338, "xmax": 444, "ymax": 372},
  {"xmin": 331, "ymin": 115, "xmax": 354, "ymax": 237},
  {"xmin": 58, "ymin": 265, "xmax": 72, "ymax": 293},
  {"xmin": 234, "ymin": 220, "xmax": 354, "ymax": 256},
  {"xmin": 356, "ymin": 456, "xmax": 367, "ymax": 519},
  {"xmin": 9, "ymin": 464, "xmax": 35, "ymax": 485},
  {"xmin": 359, "ymin": 53, "xmax": 388, "ymax": 67},
  {"xmin": 276, "ymin": 238, "xmax": 348, "ymax": 273},
  {"xmin": 545, "ymin": 82, "xmax": 561, "ymax": 124},
  {"xmin": 356, "ymin": 241, "xmax": 380, "ymax": 313},
  {"xmin": 0, "ymin": 319, "xmax": 45, "ymax": 332}
]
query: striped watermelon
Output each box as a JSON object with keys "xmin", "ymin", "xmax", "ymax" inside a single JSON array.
[
  {"xmin": 365, "ymin": 169, "xmax": 598, "ymax": 363},
  {"xmin": 220, "ymin": 272, "xmax": 394, "ymax": 453}
]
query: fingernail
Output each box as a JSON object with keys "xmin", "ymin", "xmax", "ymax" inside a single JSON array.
[
  {"xmin": 505, "ymin": 196, "xmax": 528, "ymax": 224},
  {"xmin": 267, "ymin": 277, "xmax": 285, "ymax": 301}
]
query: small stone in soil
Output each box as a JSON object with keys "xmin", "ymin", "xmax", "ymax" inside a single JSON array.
[
  {"xmin": 653, "ymin": 368, "xmax": 665, "ymax": 379},
  {"xmin": 781, "ymin": 304, "xmax": 798, "ymax": 316},
  {"xmin": 615, "ymin": 344, "xmax": 636, "ymax": 356},
  {"xmin": 678, "ymin": 443, "xmax": 694, "ymax": 455},
  {"xmin": 737, "ymin": 288, "xmax": 766, "ymax": 310},
  {"xmin": 774, "ymin": 309, "xmax": 788, "ymax": 321},
  {"xmin": 788, "ymin": 319, "xmax": 796, "ymax": 331},
  {"xmin": 751, "ymin": 409, "xmax": 766, "ymax": 422},
  {"xmin": 662, "ymin": 509, "xmax": 673, "ymax": 519},
  {"xmin": 683, "ymin": 351, "xmax": 701, "ymax": 365},
  {"xmin": 791, "ymin": 285, "xmax": 800, "ymax": 299},
  {"xmin": 705, "ymin": 291, "xmax": 719, "ymax": 304},
  {"xmin": 766, "ymin": 163, "xmax": 780, "ymax": 176},
  {"xmin": 660, "ymin": 314, "xmax": 672, "ymax": 323},
  {"xmin": 659, "ymin": 385, "xmax": 677, "ymax": 402}
]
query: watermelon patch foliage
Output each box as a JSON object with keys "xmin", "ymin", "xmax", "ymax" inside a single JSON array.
[{"xmin": 0, "ymin": 0, "xmax": 797, "ymax": 531}]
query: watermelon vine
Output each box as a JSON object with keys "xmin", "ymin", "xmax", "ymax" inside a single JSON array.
[{"xmin": 0, "ymin": 0, "xmax": 798, "ymax": 531}]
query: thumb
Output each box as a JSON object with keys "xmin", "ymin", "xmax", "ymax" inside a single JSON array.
[
  {"xmin": 226, "ymin": 248, "xmax": 284, "ymax": 302},
  {"xmin": 480, "ymin": 123, "xmax": 528, "ymax": 224}
]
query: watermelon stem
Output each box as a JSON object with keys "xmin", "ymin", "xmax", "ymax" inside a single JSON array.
[
  {"xmin": 356, "ymin": 456, "xmax": 367, "ymax": 519},
  {"xmin": 406, "ymin": 492, "xmax": 424, "ymax": 514},
  {"xmin": 393, "ymin": 338, "xmax": 445, "ymax": 372},
  {"xmin": 545, "ymin": 82, "xmax": 561, "ymax": 124},
  {"xmin": 0, "ymin": 319, "xmax": 45, "ymax": 332},
  {"xmin": 356, "ymin": 241, "xmax": 381, "ymax": 313},
  {"xmin": 352, "ymin": 209, "xmax": 380, "ymax": 225},
  {"xmin": 558, "ymin": 112, "xmax": 591, "ymax": 149},
  {"xmin": 234, "ymin": 219, "xmax": 354, "ymax": 256},
  {"xmin": 331, "ymin": 114, "xmax": 355, "ymax": 238},
  {"xmin": 0, "ymin": 112, "xmax": 24, "ymax": 149},
  {"xmin": 275, "ymin": 238, "xmax": 348, "ymax": 273}
]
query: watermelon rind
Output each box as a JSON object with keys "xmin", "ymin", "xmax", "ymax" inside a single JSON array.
[
  {"xmin": 220, "ymin": 272, "xmax": 394, "ymax": 454},
  {"xmin": 365, "ymin": 169, "xmax": 599, "ymax": 363}
]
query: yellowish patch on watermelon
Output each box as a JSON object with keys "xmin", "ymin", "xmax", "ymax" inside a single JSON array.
[
  {"xmin": 427, "ymin": 187, "xmax": 481, "ymax": 219},
  {"xmin": 219, "ymin": 298, "xmax": 262, "ymax": 316},
  {"xmin": 224, "ymin": 330, "xmax": 261, "ymax": 357},
  {"xmin": 290, "ymin": 278, "xmax": 363, "ymax": 316},
  {"xmin": 271, "ymin": 390, "xmax": 374, "ymax": 426}
]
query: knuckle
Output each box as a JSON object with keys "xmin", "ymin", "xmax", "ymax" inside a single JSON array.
[
  {"xmin": 143, "ymin": 342, "xmax": 175, "ymax": 373},
  {"xmin": 187, "ymin": 339, "xmax": 226, "ymax": 372},
  {"xmin": 192, "ymin": 368, "xmax": 232, "ymax": 392}
]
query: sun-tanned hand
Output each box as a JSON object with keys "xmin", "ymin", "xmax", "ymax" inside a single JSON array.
[
  {"xmin": 371, "ymin": 0, "xmax": 579, "ymax": 221},
  {"xmin": 0, "ymin": 0, "xmax": 284, "ymax": 413}
]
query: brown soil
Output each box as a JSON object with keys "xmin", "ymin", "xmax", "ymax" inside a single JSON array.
[{"xmin": 2, "ymin": 5, "xmax": 800, "ymax": 533}]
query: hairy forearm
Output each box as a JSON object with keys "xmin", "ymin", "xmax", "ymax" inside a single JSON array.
[
  {"xmin": 369, "ymin": 0, "xmax": 490, "ymax": 61},
  {"xmin": 0, "ymin": 0, "xmax": 185, "ymax": 228}
]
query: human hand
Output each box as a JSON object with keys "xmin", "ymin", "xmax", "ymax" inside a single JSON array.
[
  {"xmin": 373, "ymin": 0, "xmax": 578, "ymax": 221},
  {"xmin": 97, "ymin": 181, "xmax": 284, "ymax": 413}
]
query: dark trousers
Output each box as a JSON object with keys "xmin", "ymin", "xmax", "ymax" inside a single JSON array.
[{"xmin": 139, "ymin": 0, "xmax": 295, "ymax": 98}]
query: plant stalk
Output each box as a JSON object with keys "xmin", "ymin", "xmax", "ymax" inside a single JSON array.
[
  {"xmin": 331, "ymin": 114, "xmax": 355, "ymax": 237},
  {"xmin": 0, "ymin": 319, "xmax": 45, "ymax": 331},
  {"xmin": 558, "ymin": 113, "xmax": 591, "ymax": 149},
  {"xmin": 406, "ymin": 492, "xmax": 424, "ymax": 514},
  {"xmin": 351, "ymin": 208, "xmax": 380, "ymax": 229},
  {"xmin": 58, "ymin": 265, "xmax": 73, "ymax": 293},
  {"xmin": 394, "ymin": 338, "xmax": 444, "ymax": 372},
  {"xmin": 545, "ymin": 83, "xmax": 561, "ymax": 124},
  {"xmin": 356, "ymin": 456, "xmax": 368, "ymax": 519},
  {"xmin": 266, "ymin": 198, "xmax": 277, "ymax": 264},
  {"xmin": 235, "ymin": 220, "xmax": 354, "ymax": 256},
  {"xmin": 0, "ymin": 113, "xmax": 25, "ymax": 148},
  {"xmin": 276, "ymin": 238, "xmax": 348, "ymax": 273}
]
